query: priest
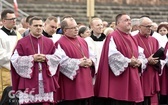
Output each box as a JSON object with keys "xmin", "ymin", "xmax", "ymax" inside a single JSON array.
[
  {"xmin": 55, "ymin": 16, "xmax": 96, "ymax": 105},
  {"xmin": 11, "ymin": 16, "xmax": 61, "ymax": 105},
  {"xmin": 134, "ymin": 17, "xmax": 160, "ymax": 105},
  {"xmin": 94, "ymin": 13, "xmax": 147, "ymax": 105}
]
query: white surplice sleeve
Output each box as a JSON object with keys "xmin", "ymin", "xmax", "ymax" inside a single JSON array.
[
  {"xmin": 138, "ymin": 46, "xmax": 148, "ymax": 73},
  {"xmin": 0, "ymin": 43, "xmax": 11, "ymax": 69},
  {"xmin": 11, "ymin": 50, "xmax": 34, "ymax": 79},
  {"xmin": 164, "ymin": 49, "xmax": 168, "ymax": 66},
  {"xmin": 108, "ymin": 37, "xmax": 131, "ymax": 76},
  {"xmin": 58, "ymin": 44, "xmax": 81, "ymax": 80},
  {"xmin": 160, "ymin": 49, "xmax": 168, "ymax": 75},
  {"xmin": 0, "ymin": 33, "xmax": 12, "ymax": 70},
  {"xmin": 45, "ymin": 48, "xmax": 62, "ymax": 76},
  {"xmin": 88, "ymin": 43, "xmax": 97, "ymax": 72}
]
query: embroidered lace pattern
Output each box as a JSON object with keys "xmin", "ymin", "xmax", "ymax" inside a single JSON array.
[
  {"xmin": 138, "ymin": 46, "xmax": 148, "ymax": 73},
  {"xmin": 19, "ymin": 80, "xmax": 54, "ymax": 104},
  {"xmin": 13, "ymin": 56, "xmax": 34, "ymax": 78},
  {"xmin": 46, "ymin": 55, "xmax": 60, "ymax": 76},
  {"xmin": 60, "ymin": 58, "xmax": 80, "ymax": 80},
  {"xmin": 108, "ymin": 53, "xmax": 130, "ymax": 76}
]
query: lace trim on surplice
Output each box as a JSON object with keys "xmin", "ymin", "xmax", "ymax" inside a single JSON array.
[
  {"xmin": 46, "ymin": 54, "xmax": 60, "ymax": 76},
  {"xmin": 13, "ymin": 56, "xmax": 34, "ymax": 78},
  {"xmin": 108, "ymin": 53, "xmax": 130, "ymax": 76},
  {"xmin": 60, "ymin": 58, "xmax": 80, "ymax": 80},
  {"xmin": 18, "ymin": 80, "xmax": 54, "ymax": 104},
  {"xmin": 138, "ymin": 46, "xmax": 148, "ymax": 73}
]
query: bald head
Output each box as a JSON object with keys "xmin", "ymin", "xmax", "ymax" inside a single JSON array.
[
  {"xmin": 139, "ymin": 17, "xmax": 153, "ymax": 26},
  {"xmin": 139, "ymin": 17, "xmax": 153, "ymax": 36}
]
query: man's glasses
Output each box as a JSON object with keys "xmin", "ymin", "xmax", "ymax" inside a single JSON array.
[
  {"xmin": 5, "ymin": 18, "xmax": 16, "ymax": 21},
  {"xmin": 65, "ymin": 26, "xmax": 78, "ymax": 29},
  {"xmin": 141, "ymin": 25, "xmax": 153, "ymax": 28}
]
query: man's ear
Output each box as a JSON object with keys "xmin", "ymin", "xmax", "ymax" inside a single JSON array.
[
  {"xmin": 116, "ymin": 21, "xmax": 119, "ymax": 25},
  {"xmin": 2, "ymin": 19, "xmax": 6, "ymax": 23}
]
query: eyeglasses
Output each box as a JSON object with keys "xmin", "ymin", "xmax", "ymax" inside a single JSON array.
[
  {"xmin": 5, "ymin": 18, "xmax": 16, "ymax": 21},
  {"xmin": 141, "ymin": 25, "xmax": 153, "ymax": 28},
  {"xmin": 65, "ymin": 26, "xmax": 78, "ymax": 29}
]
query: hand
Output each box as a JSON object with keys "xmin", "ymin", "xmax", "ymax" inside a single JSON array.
[
  {"xmin": 129, "ymin": 56, "xmax": 142, "ymax": 68},
  {"xmin": 79, "ymin": 57, "xmax": 87, "ymax": 67},
  {"xmin": 79, "ymin": 57, "xmax": 93, "ymax": 68},
  {"xmin": 85, "ymin": 59, "xmax": 93, "ymax": 67},
  {"xmin": 137, "ymin": 60, "xmax": 142, "ymax": 67},
  {"xmin": 33, "ymin": 54, "xmax": 46, "ymax": 62},
  {"xmin": 133, "ymin": 60, "xmax": 142, "ymax": 68},
  {"xmin": 148, "ymin": 54, "xmax": 159, "ymax": 65},
  {"xmin": 129, "ymin": 56, "xmax": 137, "ymax": 67}
]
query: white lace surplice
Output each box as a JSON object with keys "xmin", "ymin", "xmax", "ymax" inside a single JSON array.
[
  {"xmin": 11, "ymin": 50, "xmax": 34, "ymax": 78},
  {"xmin": 108, "ymin": 37, "xmax": 147, "ymax": 76},
  {"xmin": 58, "ymin": 44, "xmax": 80, "ymax": 80},
  {"xmin": 137, "ymin": 46, "xmax": 148, "ymax": 73},
  {"xmin": 58, "ymin": 43, "xmax": 97, "ymax": 80},
  {"xmin": 18, "ymin": 80, "xmax": 54, "ymax": 104},
  {"xmin": 10, "ymin": 46, "xmax": 61, "ymax": 104},
  {"xmin": 0, "ymin": 30, "xmax": 18, "ymax": 70},
  {"xmin": 160, "ymin": 49, "xmax": 168, "ymax": 75}
]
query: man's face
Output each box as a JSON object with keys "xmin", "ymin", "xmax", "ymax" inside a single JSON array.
[
  {"xmin": 139, "ymin": 18, "xmax": 153, "ymax": 36},
  {"xmin": 118, "ymin": 15, "xmax": 131, "ymax": 32},
  {"xmin": 3, "ymin": 13, "xmax": 16, "ymax": 29},
  {"xmin": 91, "ymin": 19, "xmax": 103, "ymax": 35},
  {"xmin": 44, "ymin": 20, "xmax": 57, "ymax": 36},
  {"xmin": 64, "ymin": 19, "xmax": 78, "ymax": 38},
  {"xmin": 29, "ymin": 20, "xmax": 43, "ymax": 37}
]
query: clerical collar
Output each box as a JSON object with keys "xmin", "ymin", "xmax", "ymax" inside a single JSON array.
[
  {"xmin": 42, "ymin": 30, "xmax": 52, "ymax": 38},
  {"xmin": 93, "ymin": 33, "xmax": 101, "ymax": 38},
  {"xmin": 1, "ymin": 26, "xmax": 16, "ymax": 36}
]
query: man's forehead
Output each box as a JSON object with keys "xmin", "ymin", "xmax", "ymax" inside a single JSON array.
[
  {"xmin": 121, "ymin": 15, "xmax": 130, "ymax": 20},
  {"xmin": 93, "ymin": 19, "xmax": 102, "ymax": 23},
  {"xmin": 48, "ymin": 20, "xmax": 57, "ymax": 25},
  {"xmin": 142, "ymin": 20, "xmax": 153, "ymax": 25},
  {"xmin": 32, "ymin": 20, "xmax": 43, "ymax": 24},
  {"xmin": 6, "ymin": 13, "xmax": 15, "ymax": 17}
]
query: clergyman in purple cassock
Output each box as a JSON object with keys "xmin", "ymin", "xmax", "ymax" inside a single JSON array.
[
  {"xmin": 11, "ymin": 17, "xmax": 61, "ymax": 105},
  {"xmin": 94, "ymin": 13, "xmax": 147, "ymax": 105}
]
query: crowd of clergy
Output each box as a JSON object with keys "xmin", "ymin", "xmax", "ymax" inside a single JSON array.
[{"xmin": 0, "ymin": 9, "xmax": 168, "ymax": 105}]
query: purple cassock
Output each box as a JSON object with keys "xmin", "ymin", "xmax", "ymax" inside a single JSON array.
[
  {"xmin": 11, "ymin": 34, "xmax": 60, "ymax": 104},
  {"xmin": 94, "ymin": 29, "xmax": 144, "ymax": 103},
  {"xmin": 160, "ymin": 42, "xmax": 168, "ymax": 95},
  {"xmin": 55, "ymin": 35, "xmax": 94, "ymax": 102},
  {"xmin": 134, "ymin": 33, "xmax": 160, "ymax": 102}
]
